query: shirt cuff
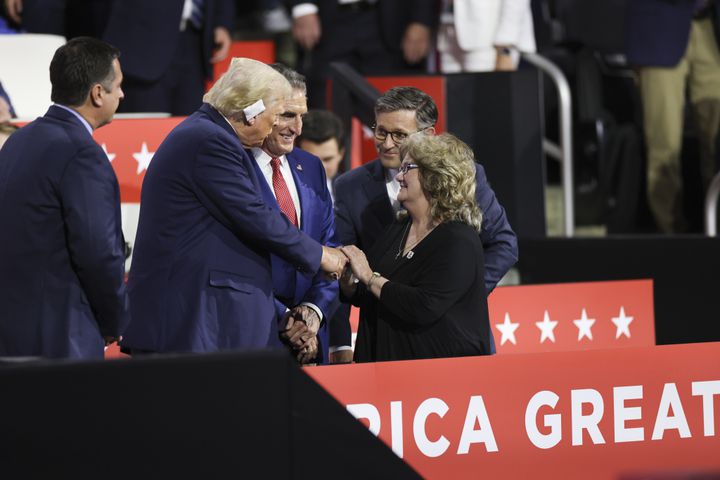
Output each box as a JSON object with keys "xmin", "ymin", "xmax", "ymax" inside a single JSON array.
[
  {"xmin": 329, "ymin": 345, "xmax": 353, "ymax": 353},
  {"xmin": 300, "ymin": 302, "xmax": 323, "ymax": 324},
  {"xmin": 292, "ymin": 3, "xmax": 318, "ymax": 19}
]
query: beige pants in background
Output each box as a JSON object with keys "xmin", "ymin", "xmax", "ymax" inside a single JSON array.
[{"xmin": 640, "ymin": 16, "xmax": 720, "ymax": 233}]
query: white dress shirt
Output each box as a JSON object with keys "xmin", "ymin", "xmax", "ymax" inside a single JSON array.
[{"xmin": 385, "ymin": 167, "xmax": 402, "ymax": 213}]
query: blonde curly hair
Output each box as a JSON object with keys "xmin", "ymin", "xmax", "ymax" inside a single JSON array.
[{"xmin": 399, "ymin": 133, "xmax": 483, "ymax": 232}]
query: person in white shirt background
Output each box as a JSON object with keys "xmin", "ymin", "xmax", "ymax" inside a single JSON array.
[{"xmin": 437, "ymin": 0, "xmax": 536, "ymax": 73}]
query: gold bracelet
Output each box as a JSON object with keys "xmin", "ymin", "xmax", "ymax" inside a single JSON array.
[{"xmin": 366, "ymin": 271, "xmax": 381, "ymax": 290}]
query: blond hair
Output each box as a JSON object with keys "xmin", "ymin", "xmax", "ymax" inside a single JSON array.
[
  {"xmin": 399, "ymin": 133, "xmax": 483, "ymax": 232},
  {"xmin": 203, "ymin": 57, "xmax": 291, "ymax": 120}
]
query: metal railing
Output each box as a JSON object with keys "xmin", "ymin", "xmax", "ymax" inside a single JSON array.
[
  {"xmin": 705, "ymin": 171, "xmax": 720, "ymax": 236},
  {"xmin": 327, "ymin": 62, "xmax": 381, "ymax": 172},
  {"xmin": 522, "ymin": 52, "xmax": 575, "ymax": 237}
]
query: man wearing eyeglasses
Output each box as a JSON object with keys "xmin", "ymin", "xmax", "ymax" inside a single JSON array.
[{"xmin": 330, "ymin": 86, "xmax": 518, "ymax": 361}]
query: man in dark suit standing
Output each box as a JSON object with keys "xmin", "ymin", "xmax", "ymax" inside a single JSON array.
[
  {"xmin": 625, "ymin": 0, "xmax": 720, "ymax": 232},
  {"xmin": 249, "ymin": 64, "xmax": 338, "ymax": 364},
  {"xmin": 331, "ymin": 87, "xmax": 518, "ymax": 360},
  {"xmin": 288, "ymin": 0, "xmax": 436, "ymax": 108},
  {"xmin": 103, "ymin": 0, "xmax": 235, "ymax": 116},
  {"xmin": 121, "ymin": 58, "xmax": 346, "ymax": 355},
  {"xmin": 0, "ymin": 37, "xmax": 128, "ymax": 359}
]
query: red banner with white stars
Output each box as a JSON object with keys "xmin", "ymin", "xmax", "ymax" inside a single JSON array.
[
  {"xmin": 306, "ymin": 342, "xmax": 720, "ymax": 479},
  {"xmin": 348, "ymin": 280, "xmax": 656, "ymax": 354},
  {"xmin": 489, "ymin": 279, "xmax": 655, "ymax": 353},
  {"xmin": 94, "ymin": 117, "xmax": 184, "ymax": 202}
]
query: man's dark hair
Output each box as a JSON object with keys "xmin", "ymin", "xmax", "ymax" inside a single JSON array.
[
  {"xmin": 269, "ymin": 62, "xmax": 307, "ymax": 94},
  {"xmin": 298, "ymin": 110, "xmax": 345, "ymax": 148},
  {"xmin": 374, "ymin": 86, "xmax": 438, "ymax": 130},
  {"xmin": 50, "ymin": 37, "xmax": 120, "ymax": 107}
]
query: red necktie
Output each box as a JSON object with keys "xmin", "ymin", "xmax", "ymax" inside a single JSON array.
[{"xmin": 271, "ymin": 157, "xmax": 298, "ymax": 227}]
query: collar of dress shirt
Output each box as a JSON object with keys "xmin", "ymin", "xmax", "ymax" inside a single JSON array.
[
  {"xmin": 386, "ymin": 167, "xmax": 399, "ymax": 182},
  {"xmin": 180, "ymin": 0, "xmax": 193, "ymax": 29},
  {"xmin": 385, "ymin": 167, "xmax": 401, "ymax": 212},
  {"xmin": 251, "ymin": 147, "xmax": 280, "ymax": 169},
  {"xmin": 54, "ymin": 104, "xmax": 93, "ymax": 136}
]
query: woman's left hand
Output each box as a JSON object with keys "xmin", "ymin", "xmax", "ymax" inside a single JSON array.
[{"xmin": 339, "ymin": 245, "xmax": 373, "ymax": 285}]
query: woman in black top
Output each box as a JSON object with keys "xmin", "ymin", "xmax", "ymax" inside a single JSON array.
[{"xmin": 340, "ymin": 133, "xmax": 491, "ymax": 362}]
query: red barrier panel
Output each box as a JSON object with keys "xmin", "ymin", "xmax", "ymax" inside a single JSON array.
[
  {"xmin": 490, "ymin": 279, "xmax": 655, "ymax": 353},
  {"xmin": 93, "ymin": 117, "xmax": 184, "ymax": 202},
  {"xmin": 347, "ymin": 280, "xmax": 656, "ymax": 354},
  {"xmin": 208, "ymin": 40, "xmax": 276, "ymax": 91},
  {"xmin": 307, "ymin": 342, "xmax": 720, "ymax": 479}
]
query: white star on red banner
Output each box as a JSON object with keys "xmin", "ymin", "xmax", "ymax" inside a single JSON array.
[
  {"xmin": 496, "ymin": 313, "xmax": 520, "ymax": 346},
  {"xmin": 573, "ymin": 309, "xmax": 596, "ymax": 341},
  {"xmin": 611, "ymin": 306, "xmax": 634, "ymax": 339},
  {"xmin": 133, "ymin": 142, "xmax": 155, "ymax": 174},
  {"xmin": 535, "ymin": 310, "xmax": 558, "ymax": 343}
]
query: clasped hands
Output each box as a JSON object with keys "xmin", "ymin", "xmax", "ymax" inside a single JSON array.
[{"xmin": 281, "ymin": 305, "xmax": 321, "ymax": 364}]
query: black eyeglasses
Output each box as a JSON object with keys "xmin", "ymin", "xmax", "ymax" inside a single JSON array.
[
  {"xmin": 398, "ymin": 163, "xmax": 419, "ymax": 175},
  {"xmin": 371, "ymin": 124, "xmax": 418, "ymax": 144}
]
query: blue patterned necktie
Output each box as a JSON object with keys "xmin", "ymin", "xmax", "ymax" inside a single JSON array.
[{"xmin": 190, "ymin": 0, "xmax": 204, "ymax": 29}]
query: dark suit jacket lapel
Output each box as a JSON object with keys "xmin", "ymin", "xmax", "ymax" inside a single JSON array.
[
  {"xmin": 246, "ymin": 149, "xmax": 280, "ymax": 212},
  {"xmin": 286, "ymin": 151, "xmax": 309, "ymax": 233},
  {"xmin": 363, "ymin": 159, "xmax": 395, "ymax": 227}
]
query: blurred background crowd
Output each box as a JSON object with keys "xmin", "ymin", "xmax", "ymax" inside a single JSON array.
[{"xmin": 1, "ymin": 0, "xmax": 719, "ymax": 236}]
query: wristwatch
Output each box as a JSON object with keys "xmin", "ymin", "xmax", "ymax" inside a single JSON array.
[{"xmin": 496, "ymin": 45, "xmax": 515, "ymax": 57}]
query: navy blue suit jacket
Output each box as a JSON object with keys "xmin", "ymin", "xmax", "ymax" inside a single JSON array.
[
  {"xmin": 625, "ymin": 0, "xmax": 720, "ymax": 67},
  {"xmin": 331, "ymin": 158, "xmax": 518, "ymax": 347},
  {"xmin": 250, "ymin": 147, "xmax": 339, "ymax": 363},
  {"xmin": 103, "ymin": 0, "xmax": 235, "ymax": 82},
  {"xmin": 0, "ymin": 106, "xmax": 129, "ymax": 358},
  {"xmin": 123, "ymin": 104, "xmax": 323, "ymax": 353}
]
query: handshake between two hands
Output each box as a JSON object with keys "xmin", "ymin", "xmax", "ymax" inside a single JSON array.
[{"xmin": 320, "ymin": 245, "xmax": 371, "ymax": 285}]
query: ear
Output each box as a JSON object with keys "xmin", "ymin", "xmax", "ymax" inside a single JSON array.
[
  {"xmin": 89, "ymin": 84, "xmax": 104, "ymax": 108},
  {"xmin": 243, "ymin": 113, "xmax": 256, "ymax": 126},
  {"xmin": 424, "ymin": 126, "xmax": 436, "ymax": 136}
]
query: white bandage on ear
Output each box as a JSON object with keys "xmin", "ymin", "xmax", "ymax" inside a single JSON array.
[{"xmin": 243, "ymin": 99, "xmax": 266, "ymax": 121}]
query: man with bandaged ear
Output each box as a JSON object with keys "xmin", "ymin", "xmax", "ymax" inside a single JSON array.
[{"xmin": 121, "ymin": 58, "xmax": 347, "ymax": 355}]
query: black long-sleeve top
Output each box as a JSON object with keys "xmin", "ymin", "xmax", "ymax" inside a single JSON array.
[{"xmin": 351, "ymin": 218, "xmax": 491, "ymax": 362}]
